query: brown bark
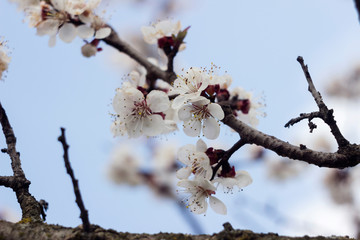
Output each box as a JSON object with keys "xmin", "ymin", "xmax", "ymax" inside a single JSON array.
[{"xmin": 0, "ymin": 220, "xmax": 354, "ymax": 240}]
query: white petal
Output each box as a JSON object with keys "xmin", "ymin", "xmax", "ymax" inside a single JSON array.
[
  {"xmin": 209, "ymin": 196, "xmax": 227, "ymax": 215},
  {"xmin": 177, "ymin": 144, "xmax": 196, "ymax": 165},
  {"xmin": 196, "ymin": 139, "xmax": 207, "ymax": 152},
  {"xmin": 172, "ymin": 95, "xmax": 188, "ymax": 109},
  {"xmin": 95, "ymin": 27, "xmax": 111, "ymax": 39},
  {"xmin": 183, "ymin": 119, "xmax": 201, "ymax": 137},
  {"xmin": 147, "ymin": 90, "xmax": 170, "ymax": 113},
  {"xmin": 141, "ymin": 26, "xmax": 157, "ymax": 44},
  {"xmin": 177, "ymin": 105, "xmax": 192, "ymax": 121},
  {"xmin": 125, "ymin": 118, "xmax": 143, "ymax": 138},
  {"xmin": 235, "ymin": 170, "xmax": 253, "ymax": 188},
  {"xmin": 51, "ymin": 0, "xmax": 65, "ymax": 10},
  {"xmin": 202, "ymin": 117, "xmax": 220, "ymax": 140},
  {"xmin": 161, "ymin": 120, "xmax": 178, "ymax": 134},
  {"xmin": 208, "ymin": 103, "xmax": 224, "ymax": 120},
  {"xmin": 36, "ymin": 20, "xmax": 59, "ymax": 36},
  {"xmin": 177, "ymin": 179, "xmax": 196, "ymax": 188},
  {"xmin": 176, "ymin": 167, "xmax": 191, "ymax": 179},
  {"xmin": 77, "ymin": 25, "xmax": 95, "ymax": 38},
  {"xmin": 48, "ymin": 35, "xmax": 57, "ymax": 47},
  {"xmin": 189, "ymin": 195, "xmax": 207, "ymax": 214},
  {"xmin": 59, "ymin": 23, "xmax": 77, "ymax": 43},
  {"xmin": 142, "ymin": 115, "xmax": 164, "ymax": 136}
]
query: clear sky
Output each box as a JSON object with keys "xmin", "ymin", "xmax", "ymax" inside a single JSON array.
[{"xmin": 1, "ymin": 0, "xmax": 360, "ymax": 237}]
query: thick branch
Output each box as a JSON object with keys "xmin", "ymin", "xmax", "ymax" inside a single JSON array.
[
  {"xmin": 102, "ymin": 26, "xmax": 176, "ymax": 84},
  {"xmin": 0, "ymin": 102, "xmax": 42, "ymax": 221},
  {"xmin": 0, "ymin": 102, "xmax": 25, "ymax": 178},
  {"xmin": 222, "ymin": 105, "xmax": 360, "ymax": 168},
  {"xmin": 0, "ymin": 176, "xmax": 15, "ymax": 188},
  {"xmin": 58, "ymin": 128, "xmax": 91, "ymax": 233}
]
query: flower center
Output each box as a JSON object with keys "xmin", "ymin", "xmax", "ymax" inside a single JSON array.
[
  {"xmin": 192, "ymin": 104, "xmax": 210, "ymax": 120},
  {"xmin": 132, "ymin": 100, "xmax": 151, "ymax": 118}
]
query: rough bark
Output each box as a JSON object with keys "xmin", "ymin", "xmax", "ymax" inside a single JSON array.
[{"xmin": 0, "ymin": 220, "xmax": 354, "ymax": 240}]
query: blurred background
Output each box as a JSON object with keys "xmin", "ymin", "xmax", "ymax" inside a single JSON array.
[{"xmin": 1, "ymin": 0, "xmax": 360, "ymax": 237}]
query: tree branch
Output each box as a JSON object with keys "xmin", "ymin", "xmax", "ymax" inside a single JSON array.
[
  {"xmin": 102, "ymin": 26, "xmax": 177, "ymax": 84},
  {"xmin": 211, "ymin": 138, "xmax": 247, "ymax": 180},
  {"xmin": 221, "ymin": 105, "xmax": 360, "ymax": 168},
  {"xmin": 58, "ymin": 128, "xmax": 91, "ymax": 232},
  {"xmin": 294, "ymin": 56, "xmax": 349, "ymax": 149},
  {"xmin": 0, "ymin": 101, "xmax": 42, "ymax": 222},
  {"xmin": 355, "ymin": 0, "xmax": 360, "ymax": 21},
  {"xmin": 0, "ymin": 176, "xmax": 15, "ymax": 188}
]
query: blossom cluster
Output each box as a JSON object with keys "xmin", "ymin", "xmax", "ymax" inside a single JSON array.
[
  {"xmin": 10, "ymin": 0, "xmax": 111, "ymax": 48},
  {"xmin": 176, "ymin": 139, "xmax": 252, "ymax": 214},
  {"xmin": 112, "ymin": 64, "xmax": 263, "ymax": 140},
  {"xmin": 109, "ymin": 20, "xmax": 262, "ymax": 214}
]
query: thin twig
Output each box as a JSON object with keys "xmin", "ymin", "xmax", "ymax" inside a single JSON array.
[
  {"xmin": 58, "ymin": 128, "xmax": 91, "ymax": 232},
  {"xmin": 296, "ymin": 56, "xmax": 349, "ymax": 149},
  {"xmin": 284, "ymin": 112, "xmax": 322, "ymax": 128},
  {"xmin": 102, "ymin": 26, "xmax": 177, "ymax": 84},
  {"xmin": 210, "ymin": 138, "xmax": 247, "ymax": 180}
]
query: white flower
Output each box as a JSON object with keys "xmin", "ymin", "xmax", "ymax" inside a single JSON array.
[
  {"xmin": 107, "ymin": 144, "xmax": 143, "ymax": 186},
  {"xmin": 0, "ymin": 40, "xmax": 11, "ymax": 80},
  {"xmin": 177, "ymin": 179, "xmax": 227, "ymax": 215},
  {"xmin": 231, "ymin": 87, "xmax": 264, "ymax": 127},
  {"xmin": 210, "ymin": 74, "xmax": 232, "ymax": 89},
  {"xmin": 79, "ymin": 14, "xmax": 111, "ymax": 39},
  {"xmin": 213, "ymin": 170, "xmax": 252, "ymax": 193},
  {"xmin": 110, "ymin": 119, "xmax": 126, "ymax": 137},
  {"xmin": 170, "ymin": 67, "xmax": 209, "ymax": 109},
  {"xmin": 112, "ymin": 87, "xmax": 170, "ymax": 138},
  {"xmin": 81, "ymin": 43, "xmax": 98, "ymax": 57},
  {"xmin": 141, "ymin": 20, "xmax": 181, "ymax": 45},
  {"xmin": 176, "ymin": 139, "xmax": 212, "ymax": 180},
  {"xmin": 178, "ymin": 97, "xmax": 224, "ymax": 140}
]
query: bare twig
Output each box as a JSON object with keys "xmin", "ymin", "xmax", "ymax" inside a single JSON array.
[
  {"xmin": 102, "ymin": 26, "xmax": 177, "ymax": 84},
  {"xmin": 295, "ymin": 56, "xmax": 349, "ymax": 149},
  {"xmin": 284, "ymin": 112, "xmax": 322, "ymax": 128},
  {"xmin": 210, "ymin": 138, "xmax": 247, "ymax": 180},
  {"xmin": 0, "ymin": 101, "xmax": 42, "ymax": 221},
  {"xmin": 58, "ymin": 128, "xmax": 91, "ymax": 232}
]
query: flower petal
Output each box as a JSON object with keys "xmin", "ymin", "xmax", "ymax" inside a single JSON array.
[
  {"xmin": 235, "ymin": 170, "xmax": 253, "ymax": 188},
  {"xmin": 77, "ymin": 25, "xmax": 95, "ymax": 39},
  {"xmin": 209, "ymin": 196, "xmax": 227, "ymax": 215},
  {"xmin": 178, "ymin": 105, "xmax": 192, "ymax": 121},
  {"xmin": 36, "ymin": 19, "xmax": 59, "ymax": 36},
  {"xmin": 189, "ymin": 194, "xmax": 207, "ymax": 214},
  {"xmin": 142, "ymin": 114, "xmax": 164, "ymax": 136},
  {"xmin": 59, "ymin": 23, "xmax": 77, "ymax": 43},
  {"xmin": 183, "ymin": 119, "xmax": 201, "ymax": 137},
  {"xmin": 176, "ymin": 167, "xmax": 191, "ymax": 179},
  {"xmin": 208, "ymin": 103, "xmax": 224, "ymax": 120},
  {"xmin": 202, "ymin": 117, "xmax": 220, "ymax": 140},
  {"xmin": 147, "ymin": 90, "xmax": 170, "ymax": 113},
  {"xmin": 95, "ymin": 27, "xmax": 111, "ymax": 39},
  {"xmin": 196, "ymin": 139, "xmax": 207, "ymax": 152}
]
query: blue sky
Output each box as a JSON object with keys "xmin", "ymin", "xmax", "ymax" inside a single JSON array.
[{"xmin": 1, "ymin": 0, "xmax": 360, "ymax": 237}]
